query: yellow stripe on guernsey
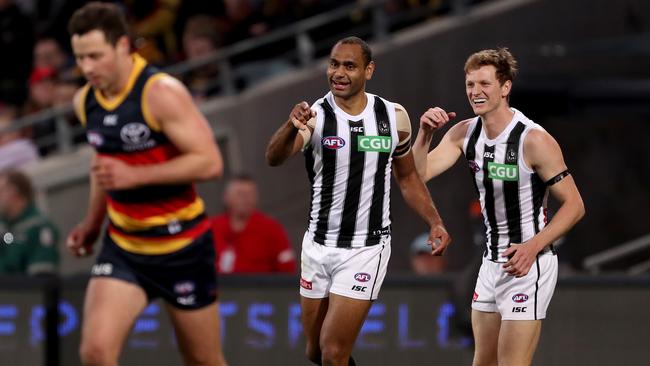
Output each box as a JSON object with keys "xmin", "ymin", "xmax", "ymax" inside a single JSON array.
[
  {"xmin": 93, "ymin": 53, "xmax": 147, "ymax": 111},
  {"xmin": 141, "ymin": 73, "xmax": 168, "ymax": 132},
  {"xmin": 109, "ymin": 231, "xmax": 194, "ymax": 255},
  {"xmin": 107, "ymin": 197, "xmax": 205, "ymax": 231},
  {"xmin": 76, "ymin": 84, "xmax": 90, "ymax": 126}
]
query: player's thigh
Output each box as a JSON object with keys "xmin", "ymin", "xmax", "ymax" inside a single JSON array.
[
  {"xmin": 319, "ymin": 293, "xmax": 372, "ymax": 352},
  {"xmin": 81, "ymin": 277, "xmax": 148, "ymax": 351},
  {"xmin": 498, "ymin": 320, "xmax": 541, "ymax": 366},
  {"xmin": 166, "ymin": 301, "xmax": 226, "ymax": 365},
  {"xmin": 301, "ymin": 296, "xmax": 329, "ymax": 344},
  {"xmin": 329, "ymin": 240, "xmax": 391, "ymax": 301},
  {"xmin": 471, "ymin": 309, "xmax": 501, "ymax": 366}
]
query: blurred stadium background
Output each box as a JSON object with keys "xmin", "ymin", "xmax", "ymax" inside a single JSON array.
[{"xmin": 0, "ymin": 0, "xmax": 648, "ymax": 364}]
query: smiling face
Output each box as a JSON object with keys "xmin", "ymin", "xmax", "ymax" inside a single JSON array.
[
  {"xmin": 71, "ymin": 30, "xmax": 129, "ymax": 92},
  {"xmin": 465, "ymin": 65, "xmax": 512, "ymax": 117},
  {"xmin": 327, "ymin": 42, "xmax": 374, "ymax": 101}
]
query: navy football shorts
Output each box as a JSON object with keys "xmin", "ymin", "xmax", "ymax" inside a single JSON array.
[{"xmin": 93, "ymin": 230, "xmax": 218, "ymax": 310}]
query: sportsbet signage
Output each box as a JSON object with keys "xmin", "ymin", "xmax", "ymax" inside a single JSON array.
[
  {"xmin": 358, "ymin": 136, "xmax": 391, "ymax": 152},
  {"xmin": 487, "ymin": 162, "xmax": 518, "ymax": 181}
]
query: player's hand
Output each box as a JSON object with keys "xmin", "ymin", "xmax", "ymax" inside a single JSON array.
[
  {"xmin": 289, "ymin": 101, "xmax": 316, "ymax": 131},
  {"xmin": 92, "ymin": 156, "xmax": 139, "ymax": 190},
  {"xmin": 502, "ymin": 242, "xmax": 538, "ymax": 277},
  {"xmin": 419, "ymin": 107, "xmax": 456, "ymax": 132},
  {"xmin": 428, "ymin": 223, "xmax": 451, "ymax": 256},
  {"xmin": 66, "ymin": 223, "xmax": 100, "ymax": 258}
]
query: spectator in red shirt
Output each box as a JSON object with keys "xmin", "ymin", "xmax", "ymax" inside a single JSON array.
[{"xmin": 211, "ymin": 174, "xmax": 296, "ymax": 274}]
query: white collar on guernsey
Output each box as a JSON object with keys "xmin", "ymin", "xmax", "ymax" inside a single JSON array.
[
  {"xmin": 480, "ymin": 107, "xmax": 528, "ymax": 145},
  {"xmin": 325, "ymin": 92, "xmax": 376, "ymax": 121}
]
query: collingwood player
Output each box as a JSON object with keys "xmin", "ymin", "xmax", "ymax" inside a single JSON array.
[
  {"xmin": 412, "ymin": 48, "xmax": 584, "ymax": 366},
  {"xmin": 266, "ymin": 37, "xmax": 451, "ymax": 366}
]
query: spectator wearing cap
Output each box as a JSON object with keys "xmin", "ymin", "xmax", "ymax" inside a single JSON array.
[
  {"xmin": 33, "ymin": 37, "xmax": 78, "ymax": 82},
  {"xmin": 24, "ymin": 66, "xmax": 58, "ymax": 115},
  {"xmin": 0, "ymin": 170, "xmax": 59, "ymax": 275},
  {"xmin": 410, "ymin": 232, "xmax": 446, "ymax": 275}
]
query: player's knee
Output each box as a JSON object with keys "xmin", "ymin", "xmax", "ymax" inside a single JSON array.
[
  {"xmin": 180, "ymin": 350, "xmax": 218, "ymax": 366},
  {"xmin": 320, "ymin": 341, "xmax": 348, "ymax": 365},
  {"xmin": 79, "ymin": 340, "xmax": 115, "ymax": 366},
  {"xmin": 305, "ymin": 343, "xmax": 321, "ymax": 364},
  {"xmin": 472, "ymin": 351, "xmax": 498, "ymax": 366}
]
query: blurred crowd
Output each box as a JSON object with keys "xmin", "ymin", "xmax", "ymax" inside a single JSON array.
[
  {"xmin": 0, "ymin": 0, "xmax": 476, "ymax": 277},
  {"xmin": 0, "ymin": 0, "xmax": 460, "ymax": 164}
]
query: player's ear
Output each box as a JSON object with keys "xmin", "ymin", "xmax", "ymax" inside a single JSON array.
[
  {"xmin": 365, "ymin": 61, "xmax": 375, "ymax": 81},
  {"xmin": 501, "ymin": 80, "xmax": 512, "ymax": 98},
  {"xmin": 116, "ymin": 35, "xmax": 130, "ymax": 55}
]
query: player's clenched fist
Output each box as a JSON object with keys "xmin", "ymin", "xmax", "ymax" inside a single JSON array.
[
  {"xmin": 289, "ymin": 101, "xmax": 316, "ymax": 130},
  {"xmin": 419, "ymin": 107, "xmax": 456, "ymax": 132}
]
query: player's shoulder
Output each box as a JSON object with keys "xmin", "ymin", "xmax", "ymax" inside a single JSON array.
[
  {"xmin": 145, "ymin": 73, "xmax": 187, "ymax": 96},
  {"xmin": 524, "ymin": 126, "xmax": 556, "ymax": 147},
  {"xmin": 448, "ymin": 117, "xmax": 475, "ymax": 139},
  {"xmin": 393, "ymin": 102, "xmax": 408, "ymax": 114}
]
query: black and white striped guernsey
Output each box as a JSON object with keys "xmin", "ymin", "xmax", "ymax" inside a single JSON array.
[
  {"xmin": 463, "ymin": 108, "xmax": 549, "ymax": 262},
  {"xmin": 304, "ymin": 92, "xmax": 406, "ymax": 248}
]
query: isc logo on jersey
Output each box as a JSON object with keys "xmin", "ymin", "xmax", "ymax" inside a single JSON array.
[
  {"xmin": 322, "ymin": 136, "xmax": 345, "ymax": 149},
  {"xmin": 358, "ymin": 136, "xmax": 391, "ymax": 153},
  {"xmin": 487, "ymin": 162, "xmax": 518, "ymax": 181}
]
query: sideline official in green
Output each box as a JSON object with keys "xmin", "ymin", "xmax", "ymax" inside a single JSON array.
[{"xmin": 0, "ymin": 170, "xmax": 59, "ymax": 275}]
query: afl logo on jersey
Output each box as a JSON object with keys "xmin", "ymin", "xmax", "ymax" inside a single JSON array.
[
  {"xmin": 87, "ymin": 131, "xmax": 104, "ymax": 147},
  {"xmin": 354, "ymin": 273, "xmax": 371, "ymax": 282},
  {"xmin": 120, "ymin": 122, "xmax": 155, "ymax": 151},
  {"xmin": 512, "ymin": 293, "xmax": 529, "ymax": 303},
  {"xmin": 322, "ymin": 136, "xmax": 345, "ymax": 149},
  {"xmin": 468, "ymin": 160, "xmax": 480, "ymax": 172}
]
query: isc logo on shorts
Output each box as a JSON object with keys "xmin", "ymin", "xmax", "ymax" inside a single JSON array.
[
  {"xmin": 91, "ymin": 263, "xmax": 113, "ymax": 276},
  {"xmin": 354, "ymin": 272, "xmax": 371, "ymax": 282},
  {"xmin": 512, "ymin": 293, "xmax": 529, "ymax": 303}
]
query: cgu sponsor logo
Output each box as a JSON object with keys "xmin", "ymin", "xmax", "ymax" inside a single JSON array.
[
  {"xmin": 487, "ymin": 162, "xmax": 518, "ymax": 181},
  {"xmin": 512, "ymin": 293, "xmax": 529, "ymax": 303},
  {"xmin": 354, "ymin": 273, "xmax": 371, "ymax": 282},
  {"xmin": 358, "ymin": 136, "xmax": 391, "ymax": 153},
  {"xmin": 473, "ymin": 291, "xmax": 479, "ymax": 302},
  {"xmin": 322, "ymin": 136, "xmax": 345, "ymax": 149}
]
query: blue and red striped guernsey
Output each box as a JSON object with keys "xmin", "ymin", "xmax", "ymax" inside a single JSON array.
[{"xmin": 79, "ymin": 54, "xmax": 208, "ymax": 255}]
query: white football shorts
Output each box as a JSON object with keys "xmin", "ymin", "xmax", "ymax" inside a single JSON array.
[
  {"xmin": 471, "ymin": 252, "xmax": 558, "ymax": 320},
  {"xmin": 299, "ymin": 231, "xmax": 390, "ymax": 301}
]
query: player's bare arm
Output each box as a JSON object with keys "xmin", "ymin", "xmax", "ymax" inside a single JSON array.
[
  {"xmin": 66, "ymin": 91, "xmax": 107, "ymax": 257},
  {"xmin": 393, "ymin": 151, "xmax": 451, "ymax": 255},
  {"xmin": 412, "ymin": 107, "xmax": 468, "ymax": 182},
  {"xmin": 265, "ymin": 101, "xmax": 316, "ymax": 166},
  {"xmin": 393, "ymin": 105, "xmax": 451, "ymax": 255},
  {"xmin": 502, "ymin": 129, "xmax": 585, "ymax": 276},
  {"xmin": 93, "ymin": 75, "xmax": 223, "ymax": 190}
]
